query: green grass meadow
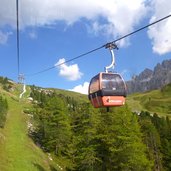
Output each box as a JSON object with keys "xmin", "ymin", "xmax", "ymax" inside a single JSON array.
[
  {"xmin": 127, "ymin": 84, "xmax": 171, "ymax": 118},
  {"xmin": 0, "ymin": 88, "xmax": 59, "ymax": 171}
]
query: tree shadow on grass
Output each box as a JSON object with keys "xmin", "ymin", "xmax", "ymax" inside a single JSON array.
[
  {"xmin": 33, "ymin": 163, "xmax": 46, "ymax": 171},
  {"xmin": 50, "ymin": 165, "xmax": 58, "ymax": 171},
  {"xmin": 33, "ymin": 163, "xmax": 58, "ymax": 171}
]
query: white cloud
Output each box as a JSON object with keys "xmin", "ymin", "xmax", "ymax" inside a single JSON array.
[
  {"xmin": 70, "ymin": 82, "xmax": 89, "ymax": 94},
  {"xmin": 147, "ymin": 0, "xmax": 171, "ymax": 55},
  {"xmin": 0, "ymin": 0, "xmax": 147, "ymax": 45},
  {"xmin": 0, "ymin": 31, "xmax": 12, "ymax": 44},
  {"xmin": 55, "ymin": 58, "xmax": 83, "ymax": 81},
  {"xmin": 1, "ymin": 0, "xmax": 170, "ymax": 53}
]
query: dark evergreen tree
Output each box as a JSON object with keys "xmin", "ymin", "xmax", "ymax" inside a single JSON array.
[
  {"xmin": 72, "ymin": 103, "xmax": 100, "ymax": 170},
  {"xmin": 96, "ymin": 107, "xmax": 152, "ymax": 171},
  {"xmin": 0, "ymin": 95, "xmax": 8, "ymax": 128},
  {"xmin": 139, "ymin": 111, "xmax": 162, "ymax": 171},
  {"xmin": 151, "ymin": 114, "xmax": 171, "ymax": 170},
  {"xmin": 32, "ymin": 95, "xmax": 74, "ymax": 170}
]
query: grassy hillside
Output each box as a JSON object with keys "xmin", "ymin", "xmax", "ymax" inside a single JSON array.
[
  {"xmin": 0, "ymin": 79, "xmax": 88, "ymax": 171},
  {"xmin": 51, "ymin": 88, "xmax": 88, "ymax": 102},
  {"xmin": 0, "ymin": 85, "xmax": 59, "ymax": 170},
  {"xmin": 127, "ymin": 83, "xmax": 171, "ymax": 118}
]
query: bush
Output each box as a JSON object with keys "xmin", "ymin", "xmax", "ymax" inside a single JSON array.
[{"xmin": 0, "ymin": 95, "xmax": 8, "ymax": 128}]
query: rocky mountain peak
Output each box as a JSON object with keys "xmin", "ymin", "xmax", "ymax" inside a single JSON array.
[{"xmin": 126, "ymin": 59, "xmax": 171, "ymax": 94}]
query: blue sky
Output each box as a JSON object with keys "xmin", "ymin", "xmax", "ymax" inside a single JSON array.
[{"xmin": 0, "ymin": 0, "xmax": 171, "ymax": 94}]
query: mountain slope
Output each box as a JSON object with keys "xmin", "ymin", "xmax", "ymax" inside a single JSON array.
[
  {"xmin": 126, "ymin": 83, "xmax": 171, "ymax": 118},
  {"xmin": 0, "ymin": 79, "xmax": 88, "ymax": 171},
  {"xmin": 0, "ymin": 87, "xmax": 58, "ymax": 171}
]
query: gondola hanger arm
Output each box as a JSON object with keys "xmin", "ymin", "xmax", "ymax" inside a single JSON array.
[{"xmin": 105, "ymin": 43, "xmax": 118, "ymax": 73}]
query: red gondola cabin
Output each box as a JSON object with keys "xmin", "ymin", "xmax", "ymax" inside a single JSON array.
[{"xmin": 88, "ymin": 72, "xmax": 127, "ymax": 108}]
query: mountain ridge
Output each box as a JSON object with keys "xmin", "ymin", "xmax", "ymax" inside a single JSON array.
[{"xmin": 126, "ymin": 59, "xmax": 171, "ymax": 94}]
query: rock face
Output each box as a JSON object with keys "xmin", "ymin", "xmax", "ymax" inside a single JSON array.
[{"xmin": 126, "ymin": 59, "xmax": 171, "ymax": 94}]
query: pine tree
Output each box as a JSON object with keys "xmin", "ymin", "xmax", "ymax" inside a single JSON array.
[
  {"xmin": 72, "ymin": 103, "xmax": 100, "ymax": 170},
  {"xmin": 33, "ymin": 95, "xmax": 74, "ymax": 169},
  {"xmin": 139, "ymin": 111, "xmax": 162, "ymax": 171},
  {"xmin": 151, "ymin": 114, "xmax": 171, "ymax": 170},
  {"xmin": 96, "ymin": 106, "xmax": 152, "ymax": 171}
]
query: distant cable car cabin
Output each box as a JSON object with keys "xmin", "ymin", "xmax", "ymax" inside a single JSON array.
[{"xmin": 88, "ymin": 43, "xmax": 127, "ymax": 108}]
